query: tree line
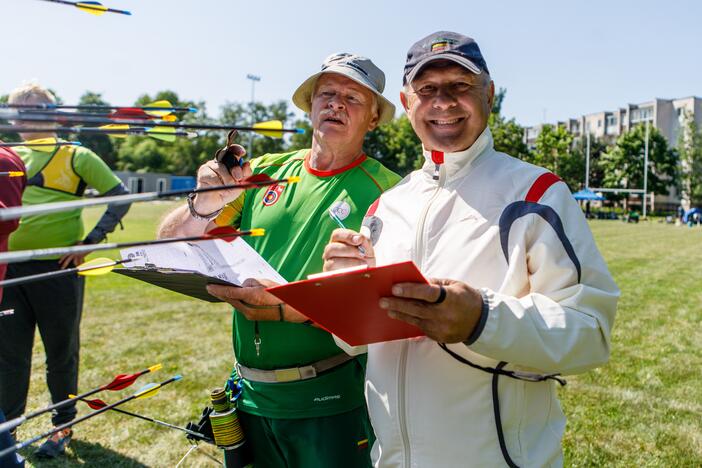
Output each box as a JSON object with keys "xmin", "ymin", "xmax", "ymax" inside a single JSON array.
[{"xmin": 2, "ymin": 88, "xmax": 701, "ymax": 206}]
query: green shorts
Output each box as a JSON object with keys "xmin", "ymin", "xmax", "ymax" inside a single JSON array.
[{"xmin": 234, "ymin": 405, "xmax": 374, "ymax": 468}]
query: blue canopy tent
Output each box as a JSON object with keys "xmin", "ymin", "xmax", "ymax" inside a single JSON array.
[
  {"xmin": 572, "ymin": 188, "xmax": 605, "ymax": 201},
  {"xmin": 683, "ymin": 208, "xmax": 702, "ymax": 223}
]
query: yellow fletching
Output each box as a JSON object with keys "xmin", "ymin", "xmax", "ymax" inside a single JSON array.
[
  {"xmin": 144, "ymin": 100, "xmax": 174, "ymax": 118},
  {"xmin": 252, "ymin": 120, "xmax": 284, "ymax": 138},
  {"xmin": 146, "ymin": 126, "xmax": 176, "ymax": 142},
  {"xmin": 76, "ymin": 2, "xmax": 107, "ymax": 15},
  {"xmin": 24, "ymin": 137, "xmax": 58, "ymax": 152},
  {"xmin": 161, "ymin": 114, "xmax": 178, "ymax": 122},
  {"xmin": 249, "ymin": 228, "xmax": 265, "ymax": 237},
  {"xmin": 77, "ymin": 257, "xmax": 117, "ymax": 277},
  {"xmin": 148, "ymin": 363, "xmax": 163, "ymax": 372},
  {"xmin": 100, "ymin": 124, "xmax": 129, "ymax": 138},
  {"xmin": 286, "ymin": 176, "xmax": 301, "ymax": 184},
  {"xmin": 135, "ymin": 383, "xmax": 161, "ymax": 399}
]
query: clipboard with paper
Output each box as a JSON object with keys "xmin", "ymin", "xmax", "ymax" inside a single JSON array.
[
  {"xmin": 267, "ymin": 261, "xmax": 427, "ymax": 346},
  {"xmin": 117, "ymin": 237, "xmax": 287, "ymax": 302}
]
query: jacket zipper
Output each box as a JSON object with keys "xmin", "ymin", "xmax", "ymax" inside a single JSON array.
[{"xmin": 398, "ymin": 163, "xmax": 445, "ymax": 467}]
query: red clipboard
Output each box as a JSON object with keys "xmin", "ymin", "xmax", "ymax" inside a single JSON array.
[{"xmin": 267, "ymin": 261, "xmax": 427, "ymax": 346}]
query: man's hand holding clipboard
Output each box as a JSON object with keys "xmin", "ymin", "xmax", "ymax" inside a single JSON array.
[{"xmin": 320, "ymin": 228, "xmax": 484, "ymax": 345}]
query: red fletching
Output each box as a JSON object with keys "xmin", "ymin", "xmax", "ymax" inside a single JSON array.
[
  {"xmin": 205, "ymin": 226, "xmax": 239, "ymax": 241},
  {"xmin": 104, "ymin": 372, "xmax": 143, "ymax": 390},
  {"xmin": 111, "ymin": 108, "xmax": 152, "ymax": 120},
  {"xmin": 243, "ymin": 174, "xmax": 274, "ymax": 184},
  {"xmin": 83, "ymin": 397, "xmax": 108, "ymax": 410}
]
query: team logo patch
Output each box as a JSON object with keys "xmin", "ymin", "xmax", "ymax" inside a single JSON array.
[
  {"xmin": 329, "ymin": 200, "xmax": 351, "ymax": 221},
  {"xmin": 362, "ymin": 215, "xmax": 383, "ymax": 245},
  {"xmin": 262, "ymin": 184, "xmax": 285, "ymax": 206}
]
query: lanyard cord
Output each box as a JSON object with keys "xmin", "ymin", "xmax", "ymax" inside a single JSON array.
[{"xmin": 438, "ymin": 343, "xmax": 566, "ymax": 468}]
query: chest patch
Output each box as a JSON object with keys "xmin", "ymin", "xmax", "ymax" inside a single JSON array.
[
  {"xmin": 262, "ymin": 184, "xmax": 285, "ymax": 206},
  {"xmin": 329, "ymin": 200, "xmax": 351, "ymax": 221},
  {"xmin": 361, "ymin": 215, "xmax": 383, "ymax": 245}
]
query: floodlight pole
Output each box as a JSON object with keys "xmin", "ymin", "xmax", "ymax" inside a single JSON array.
[
  {"xmin": 585, "ymin": 132, "xmax": 591, "ymax": 189},
  {"xmin": 246, "ymin": 74, "xmax": 261, "ymax": 158},
  {"xmin": 643, "ymin": 119, "xmax": 650, "ymax": 218}
]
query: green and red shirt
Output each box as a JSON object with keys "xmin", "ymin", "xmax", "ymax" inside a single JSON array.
[{"xmin": 216, "ymin": 149, "xmax": 400, "ymax": 418}]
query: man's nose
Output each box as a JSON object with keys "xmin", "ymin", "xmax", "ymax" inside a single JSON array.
[
  {"xmin": 432, "ymin": 87, "xmax": 457, "ymax": 110},
  {"xmin": 327, "ymin": 95, "xmax": 345, "ymax": 110}
]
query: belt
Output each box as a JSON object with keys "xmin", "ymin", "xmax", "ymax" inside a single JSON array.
[{"xmin": 235, "ymin": 353, "xmax": 355, "ymax": 383}]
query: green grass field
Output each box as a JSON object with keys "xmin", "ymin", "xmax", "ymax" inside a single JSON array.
[{"xmin": 13, "ymin": 203, "xmax": 702, "ymax": 467}]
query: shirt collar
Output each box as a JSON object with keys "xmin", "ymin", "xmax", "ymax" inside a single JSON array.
[{"xmin": 420, "ymin": 126, "xmax": 493, "ymax": 181}]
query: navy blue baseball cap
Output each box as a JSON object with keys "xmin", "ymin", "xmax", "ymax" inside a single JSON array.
[{"xmin": 403, "ymin": 31, "xmax": 490, "ymax": 85}]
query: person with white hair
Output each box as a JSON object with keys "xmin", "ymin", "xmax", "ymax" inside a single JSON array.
[{"xmin": 0, "ymin": 83, "xmax": 131, "ymax": 459}]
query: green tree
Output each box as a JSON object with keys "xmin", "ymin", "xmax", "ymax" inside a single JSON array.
[
  {"xmin": 486, "ymin": 88, "xmax": 531, "ymax": 162},
  {"xmin": 532, "ymin": 124, "xmax": 573, "ymax": 173},
  {"xmin": 220, "ymin": 100, "xmax": 295, "ymax": 158},
  {"xmin": 117, "ymin": 91, "xmax": 220, "ymax": 175},
  {"xmin": 76, "ymin": 91, "xmax": 117, "ymax": 168},
  {"xmin": 288, "ymin": 117, "xmax": 312, "ymax": 151},
  {"xmin": 600, "ymin": 124, "xmax": 678, "ymax": 196},
  {"xmin": 678, "ymin": 111, "xmax": 702, "ymax": 206},
  {"xmin": 364, "ymin": 115, "xmax": 422, "ymax": 176},
  {"xmin": 570, "ymin": 135, "xmax": 608, "ymax": 190}
]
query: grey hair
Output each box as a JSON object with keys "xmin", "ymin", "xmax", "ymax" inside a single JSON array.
[{"xmin": 8, "ymin": 82, "xmax": 56, "ymax": 105}]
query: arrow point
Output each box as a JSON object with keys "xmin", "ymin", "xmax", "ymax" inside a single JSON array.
[{"xmin": 174, "ymin": 374, "xmax": 183, "ymax": 381}]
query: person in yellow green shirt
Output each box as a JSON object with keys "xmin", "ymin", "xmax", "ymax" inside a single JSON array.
[
  {"xmin": 159, "ymin": 54, "xmax": 399, "ymax": 467},
  {"xmin": 0, "ymin": 83, "xmax": 131, "ymax": 459}
]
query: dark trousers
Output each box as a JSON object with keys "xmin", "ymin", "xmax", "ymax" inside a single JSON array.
[{"xmin": 0, "ymin": 260, "xmax": 84, "ymax": 427}]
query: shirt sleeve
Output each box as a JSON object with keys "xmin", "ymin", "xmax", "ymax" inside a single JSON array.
[
  {"xmin": 72, "ymin": 147, "xmax": 121, "ymax": 194},
  {"xmin": 0, "ymin": 149, "xmax": 27, "ymax": 235},
  {"xmin": 468, "ymin": 182, "xmax": 619, "ymax": 376}
]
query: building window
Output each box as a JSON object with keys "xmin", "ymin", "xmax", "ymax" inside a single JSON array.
[
  {"xmin": 157, "ymin": 178, "xmax": 167, "ymax": 192},
  {"xmin": 128, "ymin": 177, "xmax": 144, "ymax": 194}
]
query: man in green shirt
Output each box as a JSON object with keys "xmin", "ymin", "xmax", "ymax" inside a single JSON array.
[
  {"xmin": 0, "ymin": 83, "xmax": 131, "ymax": 459},
  {"xmin": 159, "ymin": 53, "xmax": 399, "ymax": 466}
]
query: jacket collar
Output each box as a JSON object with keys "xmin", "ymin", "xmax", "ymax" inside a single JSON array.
[{"xmin": 420, "ymin": 126, "xmax": 493, "ymax": 182}]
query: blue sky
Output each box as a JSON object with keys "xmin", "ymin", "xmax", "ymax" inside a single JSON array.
[{"xmin": 2, "ymin": 0, "xmax": 700, "ymax": 126}]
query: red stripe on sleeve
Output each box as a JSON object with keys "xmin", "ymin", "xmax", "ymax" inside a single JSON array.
[{"xmin": 525, "ymin": 172, "xmax": 562, "ymax": 203}]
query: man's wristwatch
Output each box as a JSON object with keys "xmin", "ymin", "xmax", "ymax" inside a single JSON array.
[{"xmin": 187, "ymin": 193, "xmax": 223, "ymax": 221}]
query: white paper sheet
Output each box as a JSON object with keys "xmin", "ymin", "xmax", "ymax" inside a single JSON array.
[{"xmin": 120, "ymin": 238, "xmax": 287, "ymax": 286}]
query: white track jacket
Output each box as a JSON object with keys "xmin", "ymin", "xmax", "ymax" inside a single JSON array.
[{"xmin": 361, "ymin": 128, "xmax": 619, "ymax": 467}]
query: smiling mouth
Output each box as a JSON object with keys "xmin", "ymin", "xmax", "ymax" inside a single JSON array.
[{"xmin": 429, "ymin": 117, "xmax": 465, "ymax": 126}]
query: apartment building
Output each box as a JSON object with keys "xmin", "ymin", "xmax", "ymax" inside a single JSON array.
[
  {"xmin": 525, "ymin": 96, "xmax": 702, "ymax": 147},
  {"xmin": 524, "ymin": 96, "xmax": 702, "ymax": 211}
]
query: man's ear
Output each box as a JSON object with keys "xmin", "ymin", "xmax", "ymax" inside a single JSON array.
[
  {"xmin": 487, "ymin": 80, "xmax": 495, "ymax": 111},
  {"xmin": 400, "ymin": 91, "xmax": 409, "ymax": 112}
]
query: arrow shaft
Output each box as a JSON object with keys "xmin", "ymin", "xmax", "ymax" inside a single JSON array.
[
  {"xmin": 0, "ymin": 111, "xmax": 300, "ymax": 133},
  {"xmin": 0, "ymin": 231, "xmax": 255, "ymax": 264},
  {"xmin": 102, "ymin": 406, "xmax": 205, "ymax": 438},
  {"xmin": 2, "ymin": 104, "xmax": 194, "ymax": 113},
  {"xmin": 0, "ymin": 259, "xmax": 129, "ymax": 289},
  {"xmin": 0, "ymin": 126, "xmax": 194, "ymax": 138},
  {"xmin": 0, "ymin": 376, "xmax": 179, "ymax": 459},
  {"xmin": 0, "ymin": 366, "xmax": 156, "ymax": 433},
  {"xmin": 36, "ymin": 0, "xmax": 130, "ymax": 15},
  {"xmin": 0, "ymin": 142, "xmax": 81, "ymax": 147},
  {"xmin": 0, "ymin": 177, "xmax": 293, "ymax": 221}
]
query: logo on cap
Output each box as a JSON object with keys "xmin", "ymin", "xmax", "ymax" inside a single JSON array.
[{"xmin": 430, "ymin": 38, "xmax": 456, "ymax": 52}]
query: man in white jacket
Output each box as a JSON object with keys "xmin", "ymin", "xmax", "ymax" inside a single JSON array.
[{"xmin": 323, "ymin": 31, "xmax": 619, "ymax": 467}]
